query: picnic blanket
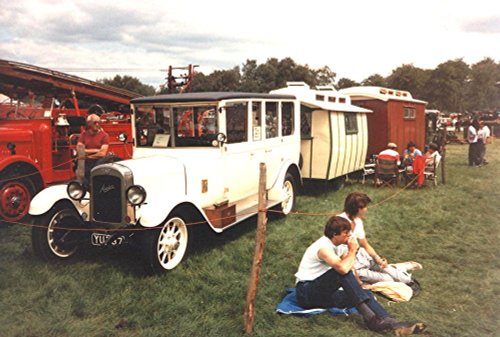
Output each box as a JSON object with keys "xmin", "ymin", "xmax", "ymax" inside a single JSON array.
[{"xmin": 275, "ymin": 288, "xmax": 358, "ymax": 317}]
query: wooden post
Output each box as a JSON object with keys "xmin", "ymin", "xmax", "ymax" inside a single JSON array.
[
  {"xmin": 243, "ymin": 163, "xmax": 267, "ymax": 335},
  {"xmin": 76, "ymin": 143, "xmax": 85, "ymax": 183},
  {"xmin": 441, "ymin": 145, "xmax": 446, "ymax": 184},
  {"xmin": 441, "ymin": 128, "xmax": 446, "ymax": 184}
]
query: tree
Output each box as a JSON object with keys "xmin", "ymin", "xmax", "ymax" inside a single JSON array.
[
  {"xmin": 314, "ymin": 66, "xmax": 337, "ymax": 87},
  {"xmin": 336, "ymin": 77, "xmax": 360, "ymax": 89},
  {"xmin": 425, "ymin": 59, "xmax": 470, "ymax": 112},
  {"xmin": 240, "ymin": 59, "xmax": 260, "ymax": 92},
  {"xmin": 386, "ymin": 64, "xmax": 430, "ymax": 100},
  {"xmin": 362, "ymin": 74, "xmax": 387, "ymax": 87},
  {"xmin": 98, "ymin": 75, "xmax": 156, "ymax": 96},
  {"xmin": 466, "ymin": 58, "xmax": 500, "ymax": 112},
  {"xmin": 253, "ymin": 59, "xmax": 279, "ymax": 92},
  {"xmin": 191, "ymin": 67, "xmax": 241, "ymax": 92}
]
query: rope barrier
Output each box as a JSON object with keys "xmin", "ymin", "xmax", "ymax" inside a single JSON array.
[
  {"xmin": 0, "ymin": 143, "xmax": 132, "ymax": 185},
  {"xmin": 2, "ymin": 174, "xmax": 422, "ymax": 233},
  {"xmin": 0, "ymin": 158, "xmax": 76, "ymax": 184}
]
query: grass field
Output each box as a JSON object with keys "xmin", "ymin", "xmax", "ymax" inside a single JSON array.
[{"xmin": 0, "ymin": 142, "xmax": 499, "ymax": 337}]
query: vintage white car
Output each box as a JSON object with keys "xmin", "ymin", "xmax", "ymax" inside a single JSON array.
[{"xmin": 29, "ymin": 92, "xmax": 302, "ymax": 273}]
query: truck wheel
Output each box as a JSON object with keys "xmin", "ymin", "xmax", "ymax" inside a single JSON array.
[
  {"xmin": 140, "ymin": 214, "xmax": 194, "ymax": 274},
  {"xmin": 279, "ymin": 173, "xmax": 297, "ymax": 216},
  {"xmin": 0, "ymin": 177, "xmax": 38, "ymax": 224},
  {"xmin": 32, "ymin": 202, "xmax": 83, "ymax": 262}
]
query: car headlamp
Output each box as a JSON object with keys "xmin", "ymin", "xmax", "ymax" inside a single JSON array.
[
  {"xmin": 126, "ymin": 185, "xmax": 146, "ymax": 206},
  {"xmin": 67, "ymin": 181, "xmax": 86, "ymax": 201}
]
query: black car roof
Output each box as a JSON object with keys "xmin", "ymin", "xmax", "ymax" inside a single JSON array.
[{"xmin": 131, "ymin": 92, "xmax": 296, "ymax": 104}]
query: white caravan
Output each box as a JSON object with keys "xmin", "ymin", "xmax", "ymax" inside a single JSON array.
[{"xmin": 272, "ymin": 82, "xmax": 371, "ymax": 185}]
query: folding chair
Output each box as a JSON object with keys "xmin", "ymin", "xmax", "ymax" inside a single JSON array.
[
  {"xmin": 424, "ymin": 154, "xmax": 441, "ymax": 186},
  {"xmin": 374, "ymin": 157, "xmax": 400, "ymax": 187}
]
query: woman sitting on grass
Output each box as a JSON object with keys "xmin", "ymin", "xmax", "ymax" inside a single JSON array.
[{"xmin": 338, "ymin": 192, "xmax": 422, "ymax": 287}]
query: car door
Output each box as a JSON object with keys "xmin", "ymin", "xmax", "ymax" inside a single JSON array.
[{"xmin": 222, "ymin": 101, "xmax": 261, "ymax": 202}]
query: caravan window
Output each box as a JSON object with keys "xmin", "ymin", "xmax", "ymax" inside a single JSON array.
[
  {"xmin": 300, "ymin": 105, "xmax": 313, "ymax": 138},
  {"xmin": 404, "ymin": 107, "xmax": 416, "ymax": 120},
  {"xmin": 344, "ymin": 113, "xmax": 358, "ymax": 135}
]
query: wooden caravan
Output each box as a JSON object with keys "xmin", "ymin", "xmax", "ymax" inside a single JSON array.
[
  {"xmin": 272, "ymin": 82, "xmax": 371, "ymax": 181},
  {"xmin": 339, "ymin": 86, "xmax": 427, "ymax": 157}
]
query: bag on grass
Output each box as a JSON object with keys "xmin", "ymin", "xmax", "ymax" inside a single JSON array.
[
  {"xmin": 369, "ymin": 281, "xmax": 413, "ymax": 302},
  {"xmin": 406, "ymin": 277, "xmax": 422, "ymax": 297}
]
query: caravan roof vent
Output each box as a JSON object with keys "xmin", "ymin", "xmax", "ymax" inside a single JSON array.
[
  {"xmin": 286, "ymin": 81, "xmax": 309, "ymax": 88},
  {"xmin": 316, "ymin": 85, "xmax": 336, "ymax": 91}
]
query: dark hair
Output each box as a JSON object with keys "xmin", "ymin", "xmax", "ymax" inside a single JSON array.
[
  {"xmin": 472, "ymin": 119, "xmax": 480, "ymax": 129},
  {"xmin": 324, "ymin": 216, "xmax": 352, "ymax": 239},
  {"xmin": 344, "ymin": 192, "xmax": 371, "ymax": 217},
  {"xmin": 429, "ymin": 142, "xmax": 439, "ymax": 151},
  {"xmin": 407, "ymin": 141, "xmax": 416, "ymax": 149}
]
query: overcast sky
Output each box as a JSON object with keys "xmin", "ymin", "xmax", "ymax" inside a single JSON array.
[{"xmin": 1, "ymin": 0, "xmax": 499, "ymax": 89}]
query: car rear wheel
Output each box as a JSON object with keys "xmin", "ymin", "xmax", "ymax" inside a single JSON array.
[{"xmin": 279, "ymin": 173, "xmax": 296, "ymax": 216}]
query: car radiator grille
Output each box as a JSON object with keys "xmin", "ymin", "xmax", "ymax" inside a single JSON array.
[{"xmin": 92, "ymin": 175, "xmax": 123, "ymax": 223}]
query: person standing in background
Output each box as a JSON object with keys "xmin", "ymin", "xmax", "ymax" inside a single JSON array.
[
  {"xmin": 467, "ymin": 119, "xmax": 480, "ymax": 166},
  {"xmin": 477, "ymin": 120, "xmax": 491, "ymax": 166}
]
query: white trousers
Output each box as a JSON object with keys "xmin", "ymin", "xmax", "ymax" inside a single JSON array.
[{"xmin": 354, "ymin": 248, "xmax": 412, "ymax": 284}]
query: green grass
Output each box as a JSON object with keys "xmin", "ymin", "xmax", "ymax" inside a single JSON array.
[{"xmin": 1, "ymin": 142, "xmax": 499, "ymax": 337}]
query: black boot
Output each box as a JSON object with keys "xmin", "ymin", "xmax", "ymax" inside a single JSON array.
[
  {"xmin": 365, "ymin": 315, "xmax": 393, "ymax": 332},
  {"xmin": 383, "ymin": 317, "xmax": 428, "ymax": 335},
  {"xmin": 357, "ymin": 302, "xmax": 392, "ymax": 332}
]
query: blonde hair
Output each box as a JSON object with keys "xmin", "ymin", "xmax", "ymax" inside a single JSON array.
[
  {"xmin": 86, "ymin": 114, "xmax": 101, "ymax": 123},
  {"xmin": 85, "ymin": 114, "xmax": 102, "ymax": 131}
]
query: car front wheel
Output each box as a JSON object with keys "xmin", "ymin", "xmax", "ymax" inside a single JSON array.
[
  {"xmin": 32, "ymin": 202, "xmax": 84, "ymax": 261},
  {"xmin": 141, "ymin": 214, "xmax": 194, "ymax": 274}
]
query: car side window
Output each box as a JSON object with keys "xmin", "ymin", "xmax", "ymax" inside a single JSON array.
[
  {"xmin": 252, "ymin": 102, "xmax": 262, "ymax": 141},
  {"xmin": 281, "ymin": 102, "xmax": 294, "ymax": 136},
  {"xmin": 226, "ymin": 102, "xmax": 248, "ymax": 143},
  {"xmin": 265, "ymin": 102, "xmax": 278, "ymax": 139}
]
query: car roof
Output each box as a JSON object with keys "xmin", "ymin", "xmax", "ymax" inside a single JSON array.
[{"xmin": 131, "ymin": 92, "xmax": 296, "ymax": 104}]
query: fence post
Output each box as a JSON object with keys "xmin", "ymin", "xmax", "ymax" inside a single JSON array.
[
  {"xmin": 76, "ymin": 144, "xmax": 85, "ymax": 183},
  {"xmin": 243, "ymin": 163, "xmax": 267, "ymax": 335},
  {"xmin": 441, "ymin": 128, "xmax": 446, "ymax": 184}
]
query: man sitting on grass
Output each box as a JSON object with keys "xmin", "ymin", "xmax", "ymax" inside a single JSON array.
[{"xmin": 294, "ymin": 216, "xmax": 426, "ymax": 335}]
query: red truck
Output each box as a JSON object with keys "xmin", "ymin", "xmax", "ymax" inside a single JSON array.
[{"xmin": 0, "ymin": 59, "xmax": 140, "ymax": 224}]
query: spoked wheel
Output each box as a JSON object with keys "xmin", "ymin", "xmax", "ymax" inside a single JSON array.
[
  {"xmin": 141, "ymin": 214, "xmax": 194, "ymax": 274},
  {"xmin": 0, "ymin": 177, "xmax": 37, "ymax": 224},
  {"xmin": 277, "ymin": 173, "xmax": 297, "ymax": 216},
  {"xmin": 32, "ymin": 202, "xmax": 84, "ymax": 261}
]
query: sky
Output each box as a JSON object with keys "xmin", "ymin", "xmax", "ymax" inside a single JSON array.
[{"xmin": 1, "ymin": 0, "xmax": 499, "ymax": 90}]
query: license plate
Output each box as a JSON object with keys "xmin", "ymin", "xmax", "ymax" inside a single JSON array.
[{"xmin": 91, "ymin": 233, "xmax": 112, "ymax": 246}]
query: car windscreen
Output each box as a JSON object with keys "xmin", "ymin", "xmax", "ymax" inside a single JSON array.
[{"xmin": 134, "ymin": 104, "xmax": 218, "ymax": 147}]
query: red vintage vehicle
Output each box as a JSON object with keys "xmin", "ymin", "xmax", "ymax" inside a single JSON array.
[{"xmin": 0, "ymin": 59, "xmax": 140, "ymax": 224}]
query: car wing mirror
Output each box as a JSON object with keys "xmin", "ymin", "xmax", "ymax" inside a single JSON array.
[{"xmin": 212, "ymin": 132, "xmax": 227, "ymax": 147}]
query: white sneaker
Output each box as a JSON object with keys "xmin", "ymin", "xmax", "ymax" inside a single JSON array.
[{"xmin": 389, "ymin": 261, "xmax": 423, "ymax": 272}]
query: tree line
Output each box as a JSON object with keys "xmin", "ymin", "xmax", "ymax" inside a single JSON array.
[{"xmin": 99, "ymin": 57, "xmax": 499, "ymax": 114}]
